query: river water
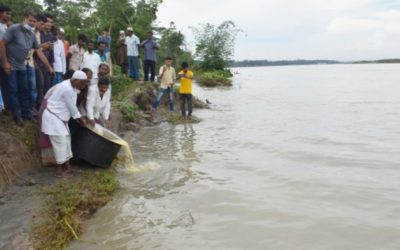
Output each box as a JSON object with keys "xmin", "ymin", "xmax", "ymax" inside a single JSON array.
[{"xmin": 70, "ymin": 64, "xmax": 400, "ymax": 250}]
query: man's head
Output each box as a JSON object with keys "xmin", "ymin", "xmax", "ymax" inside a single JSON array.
[
  {"xmin": 147, "ymin": 31, "xmax": 153, "ymax": 39},
  {"xmin": 97, "ymin": 41, "xmax": 106, "ymax": 53},
  {"xmin": 71, "ymin": 71, "xmax": 89, "ymax": 90},
  {"xmin": 165, "ymin": 57, "xmax": 173, "ymax": 66},
  {"xmin": 87, "ymin": 40, "xmax": 94, "ymax": 52},
  {"xmin": 127, "ymin": 27, "xmax": 133, "ymax": 36},
  {"xmin": 44, "ymin": 13, "xmax": 53, "ymax": 32},
  {"xmin": 77, "ymin": 34, "xmax": 86, "ymax": 46},
  {"xmin": 35, "ymin": 14, "xmax": 47, "ymax": 32},
  {"xmin": 51, "ymin": 25, "xmax": 60, "ymax": 37},
  {"xmin": 98, "ymin": 63, "xmax": 110, "ymax": 77},
  {"xmin": 0, "ymin": 5, "xmax": 12, "ymax": 23},
  {"xmin": 23, "ymin": 11, "xmax": 37, "ymax": 29},
  {"xmin": 81, "ymin": 68, "xmax": 93, "ymax": 80},
  {"xmin": 103, "ymin": 29, "xmax": 109, "ymax": 36},
  {"xmin": 181, "ymin": 62, "xmax": 189, "ymax": 71},
  {"xmin": 97, "ymin": 76, "xmax": 110, "ymax": 95}
]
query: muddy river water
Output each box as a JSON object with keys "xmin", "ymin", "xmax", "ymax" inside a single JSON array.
[{"xmin": 69, "ymin": 64, "xmax": 400, "ymax": 250}]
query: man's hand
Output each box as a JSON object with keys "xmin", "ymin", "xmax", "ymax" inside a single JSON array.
[
  {"xmin": 162, "ymin": 66, "xmax": 167, "ymax": 73},
  {"xmin": 105, "ymin": 119, "xmax": 112, "ymax": 129},
  {"xmin": 48, "ymin": 67, "xmax": 55, "ymax": 76},
  {"xmin": 3, "ymin": 62, "xmax": 11, "ymax": 75},
  {"xmin": 76, "ymin": 118, "xmax": 86, "ymax": 127},
  {"xmin": 88, "ymin": 119, "xmax": 96, "ymax": 127}
]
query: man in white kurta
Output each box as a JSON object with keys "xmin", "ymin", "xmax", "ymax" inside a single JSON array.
[
  {"xmin": 41, "ymin": 71, "xmax": 88, "ymax": 176},
  {"xmin": 81, "ymin": 41, "xmax": 101, "ymax": 85},
  {"xmin": 80, "ymin": 76, "xmax": 111, "ymax": 128},
  {"xmin": 53, "ymin": 34, "xmax": 67, "ymax": 84}
]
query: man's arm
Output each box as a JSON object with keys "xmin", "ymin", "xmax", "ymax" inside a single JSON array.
[
  {"xmin": 139, "ymin": 39, "xmax": 147, "ymax": 47},
  {"xmin": 0, "ymin": 40, "xmax": 11, "ymax": 74},
  {"xmin": 35, "ymin": 48, "xmax": 54, "ymax": 74}
]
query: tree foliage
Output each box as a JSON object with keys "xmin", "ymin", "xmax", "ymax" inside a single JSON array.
[
  {"xmin": 192, "ymin": 21, "xmax": 240, "ymax": 71},
  {"xmin": 157, "ymin": 22, "xmax": 193, "ymax": 69},
  {"xmin": 1, "ymin": 0, "xmax": 42, "ymax": 22}
]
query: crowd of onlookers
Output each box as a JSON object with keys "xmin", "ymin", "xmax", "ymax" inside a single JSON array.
[
  {"xmin": 0, "ymin": 5, "xmax": 163, "ymax": 127},
  {"xmin": 0, "ymin": 5, "xmax": 195, "ymax": 176}
]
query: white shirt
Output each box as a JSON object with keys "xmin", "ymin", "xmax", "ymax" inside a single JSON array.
[
  {"xmin": 81, "ymin": 51, "xmax": 101, "ymax": 77},
  {"xmin": 83, "ymin": 85, "xmax": 111, "ymax": 120},
  {"xmin": 125, "ymin": 35, "xmax": 140, "ymax": 56},
  {"xmin": 53, "ymin": 39, "xmax": 66, "ymax": 73},
  {"xmin": 0, "ymin": 23, "xmax": 8, "ymax": 39},
  {"xmin": 41, "ymin": 80, "xmax": 81, "ymax": 135}
]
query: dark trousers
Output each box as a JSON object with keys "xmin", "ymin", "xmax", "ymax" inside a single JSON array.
[
  {"xmin": 0, "ymin": 67, "xmax": 9, "ymax": 110},
  {"xmin": 7, "ymin": 70, "xmax": 30, "ymax": 118},
  {"xmin": 180, "ymin": 94, "xmax": 192, "ymax": 116},
  {"xmin": 35, "ymin": 66, "xmax": 50, "ymax": 108},
  {"xmin": 143, "ymin": 60, "xmax": 156, "ymax": 82}
]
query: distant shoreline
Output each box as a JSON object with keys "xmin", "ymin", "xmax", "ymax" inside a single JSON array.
[{"xmin": 230, "ymin": 59, "xmax": 400, "ymax": 68}]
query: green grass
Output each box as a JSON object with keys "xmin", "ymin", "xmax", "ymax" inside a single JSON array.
[
  {"xmin": 33, "ymin": 169, "xmax": 119, "ymax": 250},
  {"xmin": 198, "ymin": 70, "xmax": 232, "ymax": 87},
  {"xmin": 167, "ymin": 112, "xmax": 200, "ymax": 125}
]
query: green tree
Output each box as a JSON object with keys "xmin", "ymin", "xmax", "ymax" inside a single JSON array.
[
  {"xmin": 1, "ymin": 0, "xmax": 42, "ymax": 22},
  {"xmin": 157, "ymin": 22, "xmax": 193, "ymax": 68},
  {"xmin": 191, "ymin": 21, "xmax": 240, "ymax": 71}
]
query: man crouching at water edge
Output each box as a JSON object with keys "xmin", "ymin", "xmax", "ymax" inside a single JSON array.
[
  {"xmin": 81, "ymin": 76, "xmax": 112, "ymax": 128},
  {"xmin": 41, "ymin": 71, "xmax": 89, "ymax": 177}
]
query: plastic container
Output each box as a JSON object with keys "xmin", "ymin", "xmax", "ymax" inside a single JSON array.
[{"xmin": 72, "ymin": 126, "xmax": 121, "ymax": 168}]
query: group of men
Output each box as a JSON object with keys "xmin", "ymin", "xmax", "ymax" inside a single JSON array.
[
  {"xmin": 0, "ymin": 6, "xmax": 195, "ymax": 176},
  {"xmin": 0, "ymin": 6, "xmax": 112, "ymax": 127},
  {"xmin": 0, "ymin": 7, "xmax": 114, "ymax": 176},
  {"xmin": 117, "ymin": 28, "xmax": 159, "ymax": 82}
]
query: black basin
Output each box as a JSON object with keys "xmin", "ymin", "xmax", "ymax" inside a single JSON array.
[{"xmin": 72, "ymin": 127, "xmax": 121, "ymax": 168}]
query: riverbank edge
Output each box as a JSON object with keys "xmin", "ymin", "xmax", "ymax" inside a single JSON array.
[
  {"xmin": 196, "ymin": 69, "xmax": 233, "ymax": 87},
  {"xmin": 0, "ymin": 78, "xmax": 208, "ymax": 249}
]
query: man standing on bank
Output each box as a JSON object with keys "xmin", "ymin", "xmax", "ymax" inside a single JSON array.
[
  {"xmin": 140, "ymin": 31, "xmax": 158, "ymax": 83},
  {"xmin": 0, "ymin": 12, "xmax": 54, "ymax": 126}
]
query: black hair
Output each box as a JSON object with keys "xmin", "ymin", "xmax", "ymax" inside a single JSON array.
[
  {"xmin": 181, "ymin": 62, "xmax": 189, "ymax": 69},
  {"xmin": 77, "ymin": 33, "xmax": 87, "ymax": 42},
  {"xmin": 86, "ymin": 40, "xmax": 94, "ymax": 45},
  {"xmin": 23, "ymin": 11, "xmax": 36, "ymax": 19},
  {"xmin": 0, "ymin": 5, "xmax": 12, "ymax": 13},
  {"xmin": 63, "ymin": 70, "xmax": 75, "ymax": 80},
  {"xmin": 44, "ymin": 13, "xmax": 53, "ymax": 20},
  {"xmin": 103, "ymin": 28, "xmax": 108, "ymax": 32},
  {"xmin": 97, "ymin": 41, "xmax": 106, "ymax": 46},
  {"xmin": 81, "ymin": 68, "xmax": 93, "ymax": 75},
  {"xmin": 98, "ymin": 63, "xmax": 110, "ymax": 70},
  {"xmin": 165, "ymin": 57, "xmax": 172, "ymax": 61},
  {"xmin": 98, "ymin": 76, "xmax": 110, "ymax": 86},
  {"xmin": 36, "ymin": 14, "xmax": 47, "ymax": 23}
]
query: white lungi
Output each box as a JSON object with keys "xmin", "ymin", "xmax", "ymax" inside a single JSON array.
[{"xmin": 49, "ymin": 135, "xmax": 73, "ymax": 164}]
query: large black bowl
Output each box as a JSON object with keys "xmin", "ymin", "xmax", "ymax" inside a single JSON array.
[{"xmin": 72, "ymin": 127, "xmax": 121, "ymax": 168}]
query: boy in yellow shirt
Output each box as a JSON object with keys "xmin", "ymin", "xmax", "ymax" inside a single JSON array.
[{"xmin": 177, "ymin": 62, "xmax": 194, "ymax": 116}]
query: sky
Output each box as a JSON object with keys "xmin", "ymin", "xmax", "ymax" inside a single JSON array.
[{"xmin": 156, "ymin": 0, "xmax": 400, "ymax": 61}]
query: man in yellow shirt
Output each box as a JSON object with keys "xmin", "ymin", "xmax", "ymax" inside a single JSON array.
[
  {"xmin": 152, "ymin": 57, "xmax": 176, "ymax": 111},
  {"xmin": 177, "ymin": 62, "xmax": 194, "ymax": 116}
]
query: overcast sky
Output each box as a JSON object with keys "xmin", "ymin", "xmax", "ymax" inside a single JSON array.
[{"xmin": 156, "ymin": 0, "xmax": 400, "ymax": 61}]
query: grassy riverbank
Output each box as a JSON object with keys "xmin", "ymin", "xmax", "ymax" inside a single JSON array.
[
  {"xmin": 197, "ymin": 69, "xmax": 233, "ymax": 87},
  {"xmin": 33, "ymin": 169, "xmax": 118, "ymax": 249}
]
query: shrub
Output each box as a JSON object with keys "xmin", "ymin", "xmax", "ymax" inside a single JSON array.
[
  {"xmin": 120, "ymin": 102, "xmax": 138, "ymax": 122},
  {"xmin": 198, "ymin": 70, "xmax": 232, "ymax": 87}
]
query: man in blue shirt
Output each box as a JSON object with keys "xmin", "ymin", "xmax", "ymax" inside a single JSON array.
[
  {"xmin": 140, "ymin": 31, "xmax": 159, "ymax": 82},
  {"xmin": 0, "ymin": 12, "xmax": 54, "ymax": 126}
]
